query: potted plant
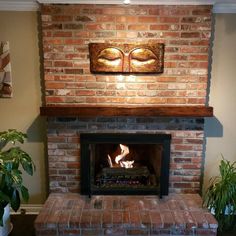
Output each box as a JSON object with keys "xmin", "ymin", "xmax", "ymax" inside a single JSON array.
[
  {"xmin": 203, "ymin": 157, "xmax": 236, "ymax": 232},
  {"xmin": 0, "ymin": 129, "xmax": 35, "ymax": 235}
]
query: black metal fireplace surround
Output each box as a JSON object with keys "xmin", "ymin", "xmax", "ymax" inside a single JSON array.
[{"xmin": 80, "ymin": 133, "xmax": 171, "ymax": 197}]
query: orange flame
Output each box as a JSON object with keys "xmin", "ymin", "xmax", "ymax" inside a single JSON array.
[{"xmin": 107, "ymin": 144, "xmax": 134, "ymax": 168}]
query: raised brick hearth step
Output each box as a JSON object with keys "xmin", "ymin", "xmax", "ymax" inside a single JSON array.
[{"xmin": 35, "ymin": 193, "xmax": 218, "ymax": 236}]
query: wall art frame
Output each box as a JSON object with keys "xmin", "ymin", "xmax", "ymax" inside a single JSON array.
[
  {"xmin": 89, "ymin": 43, "xmax": 164, "ymax": 74},
  {"xmin": 0, "ymin": 41, "xmax": 13, "ymax": 98}
]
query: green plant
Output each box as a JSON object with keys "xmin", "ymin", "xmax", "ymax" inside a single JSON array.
[
  {"xmin": 203, "ymin": 157, "xmax": 236, "ymax": 231},
  {"xmin": 0, "ymin": 129, "xmax": 35, "ymax": 226}
]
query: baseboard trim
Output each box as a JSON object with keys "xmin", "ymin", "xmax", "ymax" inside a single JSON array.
[{"xmin": 10, "ymin": 204, "xmax": 43, "ymax": 215}]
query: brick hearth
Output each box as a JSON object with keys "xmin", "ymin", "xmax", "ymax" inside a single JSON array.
[{"xmin": 35, "ymin": 193, "xmax": 217, "ymax": 236}]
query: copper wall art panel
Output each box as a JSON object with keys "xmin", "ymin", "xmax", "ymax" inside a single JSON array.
[{"xmin": 89, "ymin": 43, "xmax": 164, "ymax": 74}]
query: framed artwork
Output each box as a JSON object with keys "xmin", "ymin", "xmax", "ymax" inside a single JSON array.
[
  {"xmin": 0, "ymin": 41, "xmax": 13, "ymax": 98},
  {"xmin": 89, "ymin": 43, "xmax": 164, "ymax": 74}
]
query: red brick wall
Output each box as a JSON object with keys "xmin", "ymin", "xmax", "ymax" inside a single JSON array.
[
  {"xmin": 41, "ymin": 4, "xmax": 212, "ymax": 106},
  {"xmin": 40, "ymin": 4, "xmax": 212, "ymax": 194}
]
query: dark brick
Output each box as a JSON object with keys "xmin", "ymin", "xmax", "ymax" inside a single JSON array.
[
  {"xmin": 75, "ymin": 15, "xmax": 93, "ymax": 22},
  {"xmin": 64, "ymin": 23, "xmax": 83, "ymax": 29}
]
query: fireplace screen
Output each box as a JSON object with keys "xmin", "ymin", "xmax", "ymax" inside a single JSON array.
[{"xmin": 80, "ymin": 133, "xmax": 171, "ymax": 197}]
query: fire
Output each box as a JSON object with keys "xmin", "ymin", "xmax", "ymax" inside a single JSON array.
[
  {"xmin": 107, "ymin": 144, "xmax": 134, "ymax": 168},
  {"xmin": 120, "ymin": 160, "xmax": 134, "ymax": 168},
  {"xmin": 115, "ymin": 144, "xmax": 129, "ymax": 164}
]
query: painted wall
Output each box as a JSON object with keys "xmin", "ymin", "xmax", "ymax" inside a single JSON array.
[
  {"xmin": 203, "ymin": 14, "xmax": 236, "ymax": 192},
  {"xmin": 0, "ymin": 11, "xmax": 47, "ymax": 204}
]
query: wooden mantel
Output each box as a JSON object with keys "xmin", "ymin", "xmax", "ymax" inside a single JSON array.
[{"xmin": 40, "ymin": 105, "xmax": 213, "ymax": 117}]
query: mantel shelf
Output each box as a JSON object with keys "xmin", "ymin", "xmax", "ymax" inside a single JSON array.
[{"xmin": 40, "ymin": 105, "xmax": 213, "ymax": 117}]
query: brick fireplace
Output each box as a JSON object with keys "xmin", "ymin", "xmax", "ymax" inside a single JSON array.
[
  {"xmin": 40, "ymin": 3, "xmax": 212, "ymax": 195},
  {"xmin": 36, "ymin": 3, "xmax": 217, "ymax": 236}
]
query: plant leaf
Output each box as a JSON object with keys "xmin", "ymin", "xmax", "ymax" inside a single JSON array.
[
  {"xmin": 20, "ymin": 186, "xmax": 29, "ymax": 202},
  {"xmin": 0, "ymin": 191, "xmax": 10, "ymax": 202},
  {"xmin": 10, "ymin": 189, "xmax": 20, "ymax": 212},
  {"xmin": 19, "ymin": 152, "xmax": 35, "ymax": 176},
  {"xmin": 11, "ymin": 169, "xmax": 23, "ymax": 186}
]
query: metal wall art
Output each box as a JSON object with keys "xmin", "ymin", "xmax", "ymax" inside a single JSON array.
[
  {"xmin": 0, "ymin": 41, "xmax": 12, "ymax": 98},
  {"xmin": 89, "ymin": 43, "xmax": 164, "ymax": 74}
]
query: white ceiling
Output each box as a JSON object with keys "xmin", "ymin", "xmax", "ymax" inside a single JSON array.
[{"xmin": 0, "ymin": 0, "xmax": 236, "ymax": 12}]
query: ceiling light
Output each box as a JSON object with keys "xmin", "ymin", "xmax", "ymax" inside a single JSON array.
[{"xmin": 123, "ymin": 0, "xmax": 130, "ymax": 4}]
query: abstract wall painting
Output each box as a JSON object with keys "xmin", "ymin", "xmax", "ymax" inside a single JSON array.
[
  {"xmin": 0, "ymin": 41, "xmax": 13, "ymax": 98},
  {"xmin": 89, "ymin": 43, "xmax": 164, "ymax": 74}
]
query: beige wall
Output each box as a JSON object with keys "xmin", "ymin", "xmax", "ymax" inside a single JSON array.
[
  {"xmin": 204, "ymin": 14, "xmax": 236, "ymax": 192},
  {"xmin": 0, "ymin": 11, "xmax": 47, "ymax": 204}
]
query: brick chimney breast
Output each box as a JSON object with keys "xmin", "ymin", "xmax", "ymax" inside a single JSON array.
[{"xmin": 41, "ymin": 4, "xmax": 212, "ymax": 193}]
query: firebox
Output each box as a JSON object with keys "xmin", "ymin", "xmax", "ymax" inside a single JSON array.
[{"xmin": 80, "ymin": 133, "xmax": 171, "ymax": 197}]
